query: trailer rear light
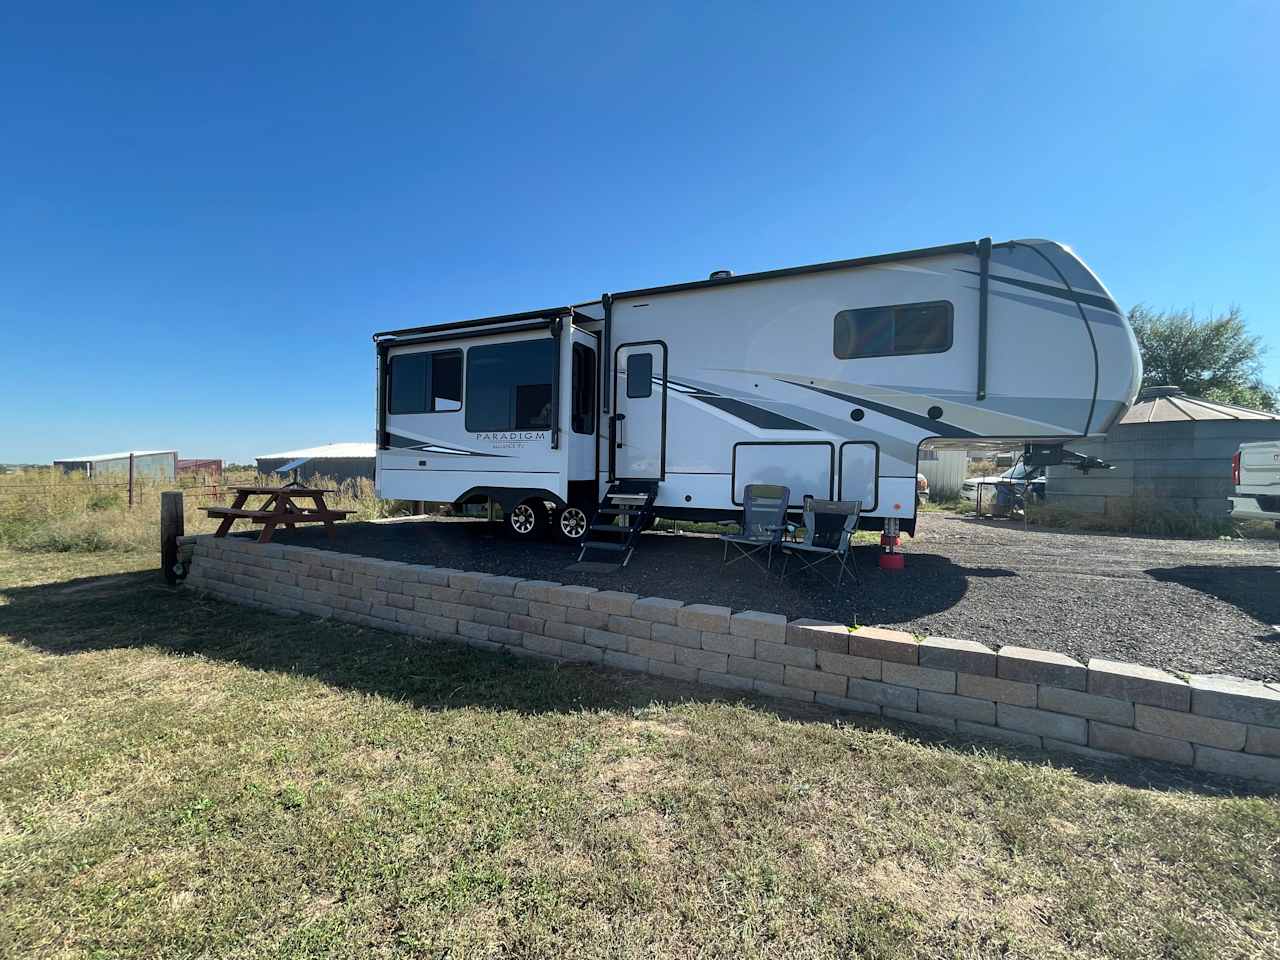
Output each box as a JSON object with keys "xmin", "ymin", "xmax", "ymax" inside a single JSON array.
[{"xmin": 1232, "ymin": 450, "xmax": 1241, "ymax": 485}]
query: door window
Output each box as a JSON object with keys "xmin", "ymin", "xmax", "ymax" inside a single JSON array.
[{"xmin": 626, "ymin": 352, "xmax": 653, "ymax": 398}]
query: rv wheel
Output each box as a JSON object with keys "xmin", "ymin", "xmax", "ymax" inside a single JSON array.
[
  {"xmin": 554, "ymin": 506, "xmax": 590, "ymax": 543},
  {"xmin": 506, "ymin": 500, "xmax": 548, "ymax": 541}
]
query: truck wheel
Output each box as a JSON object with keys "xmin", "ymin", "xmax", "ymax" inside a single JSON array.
[
  {"xmin": 554, "ymin": 506, "xmax": 590, "ymax": 543},
  {"xmin": 506, "ymin": 500, "xmax": 548, "ymax": 541}
]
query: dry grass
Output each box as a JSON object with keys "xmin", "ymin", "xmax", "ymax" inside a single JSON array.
[
  {"xmin": 1020, "ymin": 497, "xmax": 1279, "ymax": 540},
  {"xmin": 0, "ymin": 468, "xmax": 410, "ymax": 555},
  {"xmin": 1, "ymin": 548, "xmax": 1278, "ymax": 959}
]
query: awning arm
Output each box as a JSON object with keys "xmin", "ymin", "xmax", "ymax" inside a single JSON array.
[{"xmin": 976, "ymin": 236, "xmax": 991, "ymax": 402}]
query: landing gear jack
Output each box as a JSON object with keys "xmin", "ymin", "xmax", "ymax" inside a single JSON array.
[{"xmin": 879, "ymin": 518, "xmax": 904, "ymax": 571}]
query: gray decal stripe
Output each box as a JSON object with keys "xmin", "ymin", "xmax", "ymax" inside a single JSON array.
[
  {"xmin": 663, "ymin": 375, "xmax": 818, "ymax": 429},
  {"xmin": 689, "ymin": 395, "xmax": 818, "ymax": 430},
  {"xmin": 387, "ymin": 433, "xmax": 425, "ymax": 449},
  {"xmin": 957, "ymin": 269, "xmax": 1121, "ymax": 313},
  {"xmin": 386, "ymin": 434, "xmax": 507, "ymax": 457},
  {"xmin": 779, "ymin": 381, "xmax": 977, "ymax": 438}
]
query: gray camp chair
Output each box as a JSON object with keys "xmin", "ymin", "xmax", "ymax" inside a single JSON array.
[
  {"xmin": 779, "ymin": 497, "xmax": 862, "ymax": 587},
  {"xmin": 719, "ymin": 483, "xmax": 791, "ymax": 575}
]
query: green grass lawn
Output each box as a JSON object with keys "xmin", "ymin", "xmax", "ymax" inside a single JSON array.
[{"xmin": 1, "ymin": 549, "xmax": 1278, "ymax": 959}]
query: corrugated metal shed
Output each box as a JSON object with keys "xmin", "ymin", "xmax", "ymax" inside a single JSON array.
[
  {"xmin": 177, "ymin": 458, "xmax": 223, "ymax": 482},
  {"xmin": 53, "ymin": 450, "xmax": 177, "ymax": 480},
  {"xmin": 918, "ymin": 447, "xmax": 967, "ymax": 499},
  {"xmin": 255, "ymin": 442, "xmax": 375, "ymax": 483},
  {"xmin": 1047, "ymin": 387, "xmax": 1280, "ymax": 520}
]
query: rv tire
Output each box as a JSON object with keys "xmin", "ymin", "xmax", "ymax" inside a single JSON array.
[
  {"xmin": 554, "ymin": 505, "xmax": 590, "ymax": 543},
  {"xmin": 506, "ymin": 499, "xmax": 549, "ymax": 541}
]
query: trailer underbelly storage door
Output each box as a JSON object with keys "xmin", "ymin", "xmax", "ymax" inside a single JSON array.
[{"xmin": 613, "ymin": 342, "xmax": 666, "ymax": 480}]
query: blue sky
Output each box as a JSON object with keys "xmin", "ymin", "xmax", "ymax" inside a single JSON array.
[{"xmin": 2, "ymin": 2, "xmax": 1277, "ymax": 463}]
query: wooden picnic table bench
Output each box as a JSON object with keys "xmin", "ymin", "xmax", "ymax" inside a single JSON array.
[{"xmin": 203, "ymin": 485, "xmax": 353, "ymax": 543}]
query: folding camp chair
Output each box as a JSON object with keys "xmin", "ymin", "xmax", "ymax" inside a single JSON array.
[
  {"xmin": 779, "ymin": 497, "xmax": 862, "ymax": 587},
  {"xmin": 719, "ymin": 483, "xmax": 790, "ymax": 576}
]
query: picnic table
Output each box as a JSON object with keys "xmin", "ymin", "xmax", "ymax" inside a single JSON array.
[{"xmin": 204, "ymin": 485, "xmax": 353, "ymax": 543}]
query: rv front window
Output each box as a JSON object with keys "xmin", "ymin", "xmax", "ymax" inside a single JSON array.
[
  {"xmin": 465, "ymin": 339, "xmax": 556, "ymax": 432},
  {"xmin": 388, "ymin": 349, "xmax": 463, "ymax": 414},
  {"xmin": 833, "ymin": 300, "xmax": 953, "ymax": 359}
]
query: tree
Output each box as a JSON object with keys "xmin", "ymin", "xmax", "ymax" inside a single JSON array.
[{"xmin": 1127, "ymin": 305, "xmax": 1277, "ymax": 411}]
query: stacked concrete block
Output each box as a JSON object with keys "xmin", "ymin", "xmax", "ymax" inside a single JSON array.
[
  {"xmin": 179, "ymin": 535, "xmax": 1280, "ymax": 783},
  {"xmin": 1045, "ymin": 416, "xmax": 1280, "ymax": 520}
]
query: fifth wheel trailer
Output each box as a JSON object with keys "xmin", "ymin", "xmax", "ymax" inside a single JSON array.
[{"xmin": 373, "ymin": 237, "xmax": 1142, "ymax": 558}]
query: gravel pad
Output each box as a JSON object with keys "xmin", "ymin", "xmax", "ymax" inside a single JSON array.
[{"xmin": 258, "ymin": 512, "xmax": 1280, "ymax": 681}]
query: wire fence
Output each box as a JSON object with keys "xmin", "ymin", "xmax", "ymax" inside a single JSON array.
[
  {"xmin": 0, "ymin": 478, "xmax": 238, "ymax": 506},
  {"xmin": 0, "ymin": 470, "xmax": 401, "ymax": 517}
]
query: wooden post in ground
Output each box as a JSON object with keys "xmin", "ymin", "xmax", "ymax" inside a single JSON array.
[
  {"xmin": 161, "ymin": 491, "xmax": 184, "ymax": 585},
  {"xmin": 127, "ymin": 453, "xmax": 135, "ymax": 508}
]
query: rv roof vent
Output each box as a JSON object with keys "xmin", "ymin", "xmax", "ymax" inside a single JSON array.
[{"xmin": 709, "ymin": 269, "xmax": 733, "ymax": 280}]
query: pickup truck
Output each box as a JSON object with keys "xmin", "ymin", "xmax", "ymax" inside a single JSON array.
[{"xmin": 1230, "ymin": 440, "xmax": 1280, "ymax": 525}]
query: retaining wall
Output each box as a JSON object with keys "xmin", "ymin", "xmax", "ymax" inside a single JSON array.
[{"xmin": 180, "ymin": 535, "xmax": 1280, "ymax": 784}]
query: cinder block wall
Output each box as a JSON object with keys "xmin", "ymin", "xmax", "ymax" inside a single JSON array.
[
  {"xmin": 181, "ymin": 535, "xmax": 1280, "ymax": 784},
  {"xmin": 1047, "ymin": 420, "xmax": 1280, "ymax": 518}
]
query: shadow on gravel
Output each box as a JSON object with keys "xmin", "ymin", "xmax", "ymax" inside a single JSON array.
[
  {"xmin": 2, "ymin": 568, "xmax": 1273, "ymax": 799},
  {"xmin": 1147, "ymin": 565, "xmax": 1280, "ymax": 641},
  {"xmin": 263, "ymin": 518, "xmax": 1015, "ymax": 629}
]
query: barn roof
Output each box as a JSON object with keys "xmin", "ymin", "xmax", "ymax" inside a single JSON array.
[
  {"xmin": 1120, "ymin": 386, "xmax": 1280, "ymax": 424},
  {"xmin": 256, "ymin": 442, "xmax": 375, "ymax": 460},
  {"xmin": 53, "ymin": 450, "xmax": 176, "ymax": 463}
]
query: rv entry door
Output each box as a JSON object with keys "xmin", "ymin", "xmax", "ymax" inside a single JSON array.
[{"xmin": 612, "ymin": 342, "xmax": 666, "ymax": 480}]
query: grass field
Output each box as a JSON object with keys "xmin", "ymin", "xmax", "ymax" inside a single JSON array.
[
  {"xmin": 0, "ymin": 469, "xmax": 412, "ymax": 555},
  {"xmin": 2, "ymin": 548, "xmax": 1279, "ymax": 959}
]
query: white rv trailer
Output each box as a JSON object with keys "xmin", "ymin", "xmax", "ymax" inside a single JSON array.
[{"xmin": 373, "ymin": 237, "xmax": 1142, "ymax": 561}]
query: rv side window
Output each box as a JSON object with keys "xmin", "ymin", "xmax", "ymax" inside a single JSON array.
[
  {"xmin": 626, "ymin": 353, "xmax": 653, "ymax": 398},
  {"xmin": 388, "ymin": 349, "xmax": 463, "ymax": 415},
  {"xmin": 571, "ymin": 343, "xmax": 596, "ymax": 435},
  {"xmin": 465, "ymin": 339, "xmax": 556, "ymax": 432},
  {"xmin": 431, "ymin": 352, "xmax": 463, "ymax": 411},
  {"xmin": 833, "ymin": 301, "xmax": 953, "ymax": 359}
]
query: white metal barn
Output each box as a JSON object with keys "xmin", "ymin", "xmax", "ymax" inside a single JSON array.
[
  {"xmin": 255, "ymin": 443, "xmax": 376, "ymax": 484},
  {"xmin": 54, "ymin": 450, "xmax": 177, "ymax": 481},
  {"xmin": 372, "ymin": 237, "xmax": 1142, "ymax": 563}
]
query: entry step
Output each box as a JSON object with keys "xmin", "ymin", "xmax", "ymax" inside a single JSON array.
[{"xmin": 575, "ymin": 480, "xmax": 660, "ymax": 570}]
